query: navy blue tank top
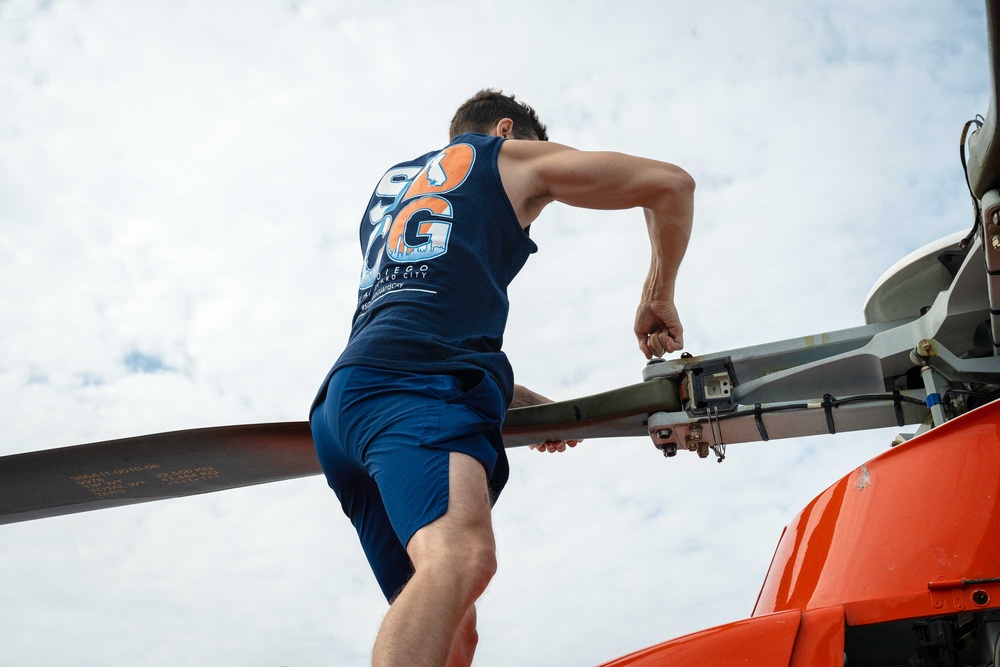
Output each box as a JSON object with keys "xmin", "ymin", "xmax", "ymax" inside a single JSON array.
[{"xmin": 323, "ymin": 132, "xmax": 537, "ymax": 408}]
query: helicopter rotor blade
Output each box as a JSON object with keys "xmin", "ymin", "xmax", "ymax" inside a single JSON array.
[
  {"xmin": 0, "ymin": 422, "xmax": 317, "ymax": 525},
  {"xmin": 0, "ymin": 378, "xmax": 680, "ymax": 525}
]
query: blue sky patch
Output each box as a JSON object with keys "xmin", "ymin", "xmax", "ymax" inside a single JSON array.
[{"xmin": 123, "ymin": 350, "xmax": 169, "ymax": 374}]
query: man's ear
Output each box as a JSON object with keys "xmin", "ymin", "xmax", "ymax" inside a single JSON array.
[{"xmin": 493, "ymin": 118, "xmax": 515, "ymax": 138}]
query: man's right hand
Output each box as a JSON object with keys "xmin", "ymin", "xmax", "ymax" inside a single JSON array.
[{"xmin": 635, "ymin": 296, "xmax": 683, "ymax": 359}]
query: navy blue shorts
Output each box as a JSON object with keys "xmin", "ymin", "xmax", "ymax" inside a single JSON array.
[{"xmin": 309, "ymin": 365, "xmax": 509, "ymax": 601}]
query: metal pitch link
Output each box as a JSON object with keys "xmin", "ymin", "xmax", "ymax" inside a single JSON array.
[{"xmin": 920, "ymin": 365, "xmax": 948, "ymax": 428}]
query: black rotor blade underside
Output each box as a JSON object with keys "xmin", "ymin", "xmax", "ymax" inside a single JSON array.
[
  {"xmin": 0, "ymin": 422, "xmax": 317, "ymax": 525},
  {"xmin": 0, "ymin": 378, "xmax": 679, "ymax": 524}
]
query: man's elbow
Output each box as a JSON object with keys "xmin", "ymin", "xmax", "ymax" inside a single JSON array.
[
  {"xmin": 647, "ymin": 164, "xmax": 695, "ymax": 206},
  {"xmin": 665, "ymin": 165, "xmax": 695, "ymax": 196}
]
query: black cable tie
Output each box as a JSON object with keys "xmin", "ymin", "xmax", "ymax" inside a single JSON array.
[
  {"xmin": 892, "ymin": 390, "xmax": 904, "ymax": 427},
  {"xmin": 754, "ymin": 403, "xmax": 769, "ymax": 441},
  {"xmin": 822, "ymin": 394, "xmax": 837, "ymax": 435}
]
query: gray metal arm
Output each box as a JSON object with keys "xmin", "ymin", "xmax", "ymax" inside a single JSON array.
[
  {"xmin": 635, "ymin": 232, "xmax": 1000, "ymax": 457},
  {"xmin": 503, "ymin": 229, "xmax": 1000, "ymax": 460}
]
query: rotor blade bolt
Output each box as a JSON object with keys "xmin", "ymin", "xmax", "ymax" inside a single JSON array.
[
  {"xmin": 920, "ymin": 340, "xmax": 934, "ymax": 356},
  {"xmin": 690, "ymin": 426, "xmax": 703, "ymax": 441},
  {"xmin": 662, "ymin": 443, "xmax": 677, "ymax": 457},
  {"xmin": 992, "ymin": 233, "xmax": 1000, "ymax": 251},
  {"xmin": 655, "ymin": 429, "xmax": 672, "ymax": 440},
  {"xmin": 697, "ymin": 442, "xmax": 709, "ymax": 458}
]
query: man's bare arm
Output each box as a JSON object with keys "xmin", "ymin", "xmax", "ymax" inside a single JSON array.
[
  {"xmin": 498, "ymin": 140, "xmax": 694, "ymax": 359},
  {"xmin": 510, "ymin": 383, "xmax": 553, "ymax": 408}
]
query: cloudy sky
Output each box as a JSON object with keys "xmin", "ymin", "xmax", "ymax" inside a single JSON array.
[{"xmin": 0, "ymin": 0, "xmax": 990, "ymax": 665}]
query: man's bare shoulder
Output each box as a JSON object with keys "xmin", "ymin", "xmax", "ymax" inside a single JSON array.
[
  {"xmin": 498, "ymin": 138, "xmax": 577, "ymax": 158},
  {"xmin": 496, "ymin": 140, "xmax": 577, "ymax": 227}
]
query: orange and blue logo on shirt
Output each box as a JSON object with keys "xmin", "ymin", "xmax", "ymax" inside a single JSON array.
[{"xmin": 359, "ymin": 144, "xmax": 476, "ymax": 290}]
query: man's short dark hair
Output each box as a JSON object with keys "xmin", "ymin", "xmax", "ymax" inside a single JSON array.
[{"xmin": 449, "ymin": 89, "xmax": 549, "ymax": 141}]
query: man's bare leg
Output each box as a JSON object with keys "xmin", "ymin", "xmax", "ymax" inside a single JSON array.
[
  {"xmin": 372, "ymin": 453, "xmax": 496, "ymax": 667},
  {"xmin": 447, "ymin": 606, "xmax": 479, "ymax": 667}
]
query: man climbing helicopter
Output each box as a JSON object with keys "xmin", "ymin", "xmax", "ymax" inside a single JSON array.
[{"xmin": 308, "ymin": 88, "xmax": 695, "ymax": 666}]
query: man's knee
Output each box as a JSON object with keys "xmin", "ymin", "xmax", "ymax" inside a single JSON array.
[
  {"xmin": 465, "ymin": 543, "xmax": 497, "ymax": 594},
  {"xmin": 418, "ymin": 539, "xmax": 496, "ymax": 596}
]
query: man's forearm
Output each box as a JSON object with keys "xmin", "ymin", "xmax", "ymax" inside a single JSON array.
[
  {"xmin": 509, "ymin": 384, "xmax": 581, "ymax": 453},
  {"xmin": 510, "ymin": 384, "xmax": 552, "ymax": 409},
  {"xmin": 633, "ymin": 172, "xmax": 694, "ymax": 358},
  {"xmin": 642, "ymin": 174, "xmax": 694, "ymax": 297}
]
